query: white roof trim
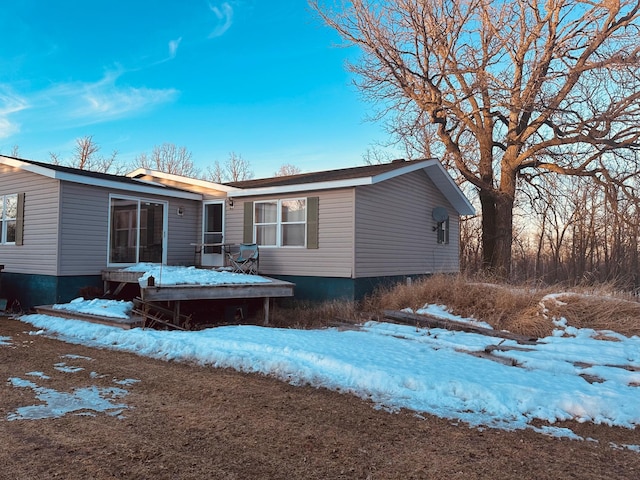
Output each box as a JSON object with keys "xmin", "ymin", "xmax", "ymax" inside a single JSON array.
[
  {"xmin": 228, "ymin": 160, "xmax": 436, "ymax": 198},
  {"xmin": 1, "ymin": 156, "xmax": 202, "ymax": 201},
  {"xmin": 422, "ymin": 162, "xmax": 475, "ymax": 216},
  {"xmin": 127, "ymin": 168, "xmax": 241, "ymax": 193},
  {"xmin": 229, "ymin": 158, "xmax": 475, "ymax": 216},
  {"xmin": 228, "ymin": 177, "xmax": 375, "ymax": 197}
]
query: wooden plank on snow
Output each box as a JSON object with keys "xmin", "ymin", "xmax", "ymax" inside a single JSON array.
[{"xmin": 383, "ymin": 309, "xmax": 539, "ymax": 345}]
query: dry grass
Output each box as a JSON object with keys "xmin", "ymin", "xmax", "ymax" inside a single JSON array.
[
  {"xmin": 272, "ymin": 275, "xmax": 640, "ymax": 339},
  {"xmin": 362, "ymin": 274, "xmax": 557, "ymax": 336},
  {"xmin": 268, "ymin": 299, "xmax": 362, "ymax": 329},
  {"xmin": 541, "ymin": 289, "xmax": 640, "ymax": 338}
]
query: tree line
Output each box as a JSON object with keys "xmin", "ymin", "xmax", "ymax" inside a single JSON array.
[
  {"xmin": 5, "ymin": 136, "xmax": 301, "ymax": 182},
  {"xmin": 460, "ymin": 173, "xmax": 640, "ymax": 290}
]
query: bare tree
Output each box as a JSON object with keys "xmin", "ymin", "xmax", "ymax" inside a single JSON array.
[
  {"xmin": 49, "ymin": 152, "xmax": 62, "ymax": 165},
  {"xmin": 133, "ymin": 143, "xmax": 199, "ymax": 177},
  {"xmin": 361, "ymin": 147, "xmax": 394, "ymax": 165},
  {"xmin": 312, "ymin": 0, "xmax": 640, "ymax": 276},
  {"xmin": 206, "ymin": 152, "xmax": 254, "ymax": 183},
  {"xmin": 274, "ymin": 163, "xmax": 302, "ymax": 176},
  {"xmin": 206, "ymin": 161, "xmax": 225, "ymax": 183},
  {"xmin": 72, "ymin": 135, "xmax": 100, "ymax": 170},
  {"xmin": 49, "ymin": 135, "xmax": 122, "ymax": 173}
]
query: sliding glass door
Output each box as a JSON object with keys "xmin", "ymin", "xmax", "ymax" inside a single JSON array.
[{"xmin": 109, "ymin": 196, "xmax": 167, "ymax": 265}]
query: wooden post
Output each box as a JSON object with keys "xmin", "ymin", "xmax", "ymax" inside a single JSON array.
[
  {"xmin": 174, "ymin": 300, "xmax": 181, "ymax": 326},
  {"xmin": 263, "ymin": 297, "xmax": 270, "ymax": 326}
]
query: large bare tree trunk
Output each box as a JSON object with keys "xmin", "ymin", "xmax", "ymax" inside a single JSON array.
[{"xmin": 480, "ymin": 189, "xmax": 514, "ymax": 277}]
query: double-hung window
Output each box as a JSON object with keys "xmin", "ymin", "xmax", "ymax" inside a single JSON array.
[
  {"xmin": 0, "ymin": 193, "xmax": 18, "ymax": 244},
  {"xmin": 254, "ymin": 198, "xmax": 307, "ymax": 247}
]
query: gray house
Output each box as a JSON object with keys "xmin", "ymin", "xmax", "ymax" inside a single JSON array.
[{"xmin": 0, "ymin": 155, "xmax": 474, "ymax": 308}]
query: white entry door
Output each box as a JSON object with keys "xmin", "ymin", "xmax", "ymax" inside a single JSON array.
[{"xmin": 201, "ymin": 201, "xmax": 225, "ymax": 267}]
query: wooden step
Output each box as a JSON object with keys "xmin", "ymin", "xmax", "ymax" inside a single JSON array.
[{"xmin": 33, "ymin": 305, "xmax": 144, "ymax": 329}]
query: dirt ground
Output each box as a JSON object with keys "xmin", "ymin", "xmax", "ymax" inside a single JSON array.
[{"xmin": 1, "ymin": 316, "xmax": 639, "ymax": 480}]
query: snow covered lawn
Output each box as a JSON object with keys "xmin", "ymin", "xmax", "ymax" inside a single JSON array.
[{"xmin": 15, "ymin": 300, "xmax": 640, "ymax": 446}]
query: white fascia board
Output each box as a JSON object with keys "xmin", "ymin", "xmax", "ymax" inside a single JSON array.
[
  {"xmin": 126, "ymin": 168, "xmax": 241, "ymax": 194},
  {"xmin": 56, "ymin": 171, "xmax": 203, "ymax": 200},
  {"xmin": 2, "ymin": 157, "xmax": 202, "ymax": 200},
  {"xmin": 369, "ymin": 159, "xmax": 439, "ymax": 183},
  {"xmin": 230, "ymin": 162, "xmax": 436, "ymax": 198},
  {"xmin": 228, "ymin": 177, "xmax": 375, "ymax": 197},
  {"xmin": 423, "ymin": 162, "xmax": 475, "ymax": 215},
  {"xmin": 1, "ymin": 156, "xmax": 57, "ymax": 177}
]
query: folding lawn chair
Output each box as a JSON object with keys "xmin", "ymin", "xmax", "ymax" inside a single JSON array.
[{"xmin": 227, "ymin": 243, "xmax": 259, "ymax": 274}]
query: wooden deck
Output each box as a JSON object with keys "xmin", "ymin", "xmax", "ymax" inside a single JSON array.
[{"xmin": 102, "ymin": 268, "xmax": 295, "ymax": 326}]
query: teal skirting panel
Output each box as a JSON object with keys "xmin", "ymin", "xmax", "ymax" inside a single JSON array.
[
  {"xmin": 0, "ymin": 272, "xmax": 103, "ymax": 310},
  {"xmin": 267, "ymin": 274, "xmax": 430, "ymax": 303}
]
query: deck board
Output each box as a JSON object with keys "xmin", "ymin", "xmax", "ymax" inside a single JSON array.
[{"xmin": 34, "ymin": 305, "xmax": 144, "ymax": 329}]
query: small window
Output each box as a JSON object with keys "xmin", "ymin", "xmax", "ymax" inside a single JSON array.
[
  {"xmin": 436, "ymin": 218, "xmax": 449, "ymax": 244},
  {"xmin": 0, "ymin": 194, "xmax": 17, "ymax": 244}
]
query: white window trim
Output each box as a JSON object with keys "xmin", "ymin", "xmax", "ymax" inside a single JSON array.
[
  {"xmin": 107, "ymin": 194, "xmax": 168, "ymax": 266},
  {"xmin": 0, "ymin": 193, "xmax": 17, "ymax": 245},
  {"xmin": 254, "ymin": 198, "xmax": 307, "ymax": 248}
]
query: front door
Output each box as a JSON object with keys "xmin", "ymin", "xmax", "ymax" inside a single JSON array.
[{"xmin": 201, "ymin": 201, "xmax": 225, "ymax": 267}]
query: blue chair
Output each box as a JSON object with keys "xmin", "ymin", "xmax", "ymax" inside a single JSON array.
[{"xmin": 227, "ymin": 243, "xmax": 259, "ymax": 274}]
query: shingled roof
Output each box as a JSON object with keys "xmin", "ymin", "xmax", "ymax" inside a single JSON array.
[
  {"xmin": 1, "ymin": 155, "xmax": 201, "ymax": 200},
  {"xmin": 225, "ymin": 159, "xmax": 423, "ymax": 189}
]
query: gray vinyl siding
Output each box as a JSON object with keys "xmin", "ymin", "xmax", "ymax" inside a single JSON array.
[
  {"xmin": 57, "ymin": 182, "xmax": 201, "ymax": 275},
  {"xmin": 354, "ymin": 169, "xmax": 460, "ymax": 277},
  {"xmin": 166, "ymin": 197, "xmax": 201, "ymax": 266},
  {"xmin": 0, "ymin": 166, "xmax": 60, "ymax": 276},
  {"xmin": 58, "ymin": 182, "xmax": 109, "ymax": 275},
  {"xmin": 225, "ymin": 189, "xmax": 355, "ymax": 277}
]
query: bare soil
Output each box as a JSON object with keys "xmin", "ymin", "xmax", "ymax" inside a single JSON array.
[{"xmin": 1, "ymin": 316, "xmax": 639, "ymax": 480}]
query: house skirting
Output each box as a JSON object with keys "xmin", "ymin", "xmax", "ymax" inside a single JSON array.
[
  {"xmin": 0, "ymin": 272, "xmax": 103, "ymax": 310},
  {"xmin": 1, "ymin": 271, "xmax": 431, "ymax": 311},
  {"xmin": 267, "ymin": 274, "xmax": 430, "ymax": 303}
]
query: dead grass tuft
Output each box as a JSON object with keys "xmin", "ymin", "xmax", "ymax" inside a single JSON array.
[
  {"xmin": 270, "ymin": 275, "xmax": 640, "ymax": 339},
  {"xmin": 269, "ymin": 299, "xmax": 363, "ymax": 329},
  {"xmin": 542, "ymin": 290, "xmax": 640, "ymax": 338},
  {"xmin": 363, "ymin": 274, "xmax": 557, "ymax": 336}
]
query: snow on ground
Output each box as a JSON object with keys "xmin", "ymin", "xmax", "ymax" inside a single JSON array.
[
  {"xmin": 409, "ymin": 304, "xmax": 493, "ymax": 329},
  {"xmin": 2, "ymin": 266, "xmax": 640, "ymax": 447},
  {"xmin": 10, "ymin": 306, "xmax": 639, "ymax": 443}
]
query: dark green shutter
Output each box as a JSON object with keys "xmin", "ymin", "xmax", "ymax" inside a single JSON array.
[
  {"xmin": 307, "ymin": 196, "xmax": 319, "ymax": 249},
  {"xmin": 16, "ymin": 193, "xmax": 25, "ymax": 246},
  {"xmin": 243, "ymin": 201, "xmax": 254, "ymax": 243},
  {"xmin": 445, "ymin": 218, "xmax": 450, "ymax": 244}
]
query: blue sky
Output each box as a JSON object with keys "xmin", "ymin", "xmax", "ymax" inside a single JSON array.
[{"xmin": 0, "ymin": 1, "xmax": 398, "ymax": 178}]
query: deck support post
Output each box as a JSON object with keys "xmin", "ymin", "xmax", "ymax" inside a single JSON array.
[
  {"xmin": 263, "ymin": 297, "xmax": 270, "ymax": 326},
  {"xmin": 174, "ymin": 300, "xmax": 181, "ymax": 326}
]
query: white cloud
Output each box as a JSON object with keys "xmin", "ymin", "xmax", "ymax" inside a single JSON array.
[
  {"xmin": 168, "ymin": 37, "xmax": 182, "ymax": 59},
  {"xmin": 208, "ymin": 2, "xmax": 233, "ymax": 38},
  {"xmin": 0, "ymin": 89, "xmax": 28, "ymax": 138},
  {"xmin": 38, "ymin": 69, "xmax": 179, "ymax": 125}
]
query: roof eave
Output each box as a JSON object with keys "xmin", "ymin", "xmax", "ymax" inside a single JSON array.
[
  {"xmin": 422, "ymin": 162, "xmax": 475, "ymax": 216},
  {"xmin": 127, "ymin": 168, "xmax": 241, "ymax": 194},
  {"xmin": 2, "ymin": 157, "xmax": 202, "ymax": 201},
  {"xmin": 228, "ymin": 177, "xmax": 375, "ymax": 197}
]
